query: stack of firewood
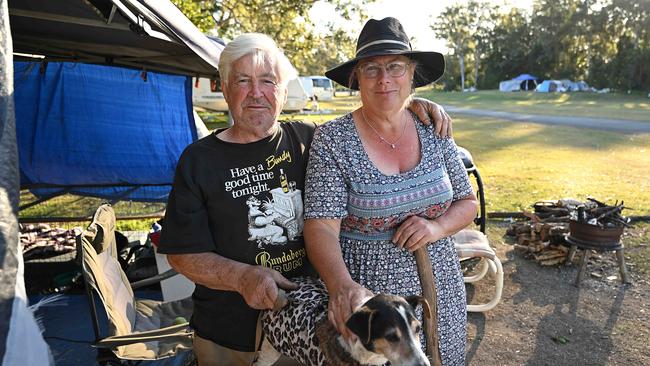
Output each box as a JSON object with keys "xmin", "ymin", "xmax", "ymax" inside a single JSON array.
[
  {"xmin": 507, "ymin": 211, "xmax": 571, "ymax": 265},
  {"xmin": 20, "ymin": 223, "xmax": 81, "ymax": 260},
  {"xmin": 506, "ymin": 198, "xmax": 629, "ymax": 266}
]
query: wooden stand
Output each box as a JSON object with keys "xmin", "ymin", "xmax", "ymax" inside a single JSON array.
[{"xmin": 568, "ymin": 242, "xmax": 631, "ymax": 286}]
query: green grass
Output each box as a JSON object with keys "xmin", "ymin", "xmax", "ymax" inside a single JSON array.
[
  {"xmin": 19, "ymin": 191, "xmax": 163, "ymax": 231},
  {"xmin": 621, "ymin": 222, "xmax": 650, "ymax": 278},
  {"xmin": 22, "ymin": 92, "xmax": 650, "ymax": 235},
  {"xmin": 451, "ymin": 115, "xmax": 650, "ymax": 215},
  {"xmin": 159, "ymin": 93, "xmax": 650, "ymax": 217},
  {"xmin": 416, "ymin": 89, "xmax": 650, "ymax": 122}
]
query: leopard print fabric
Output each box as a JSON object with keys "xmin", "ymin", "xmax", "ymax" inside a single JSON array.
[{"xmin": 260, "ymin": 276, "xmax": 329, "ymax": 365}]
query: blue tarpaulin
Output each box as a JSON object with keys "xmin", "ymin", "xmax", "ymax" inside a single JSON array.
[{"xmin": 14, "ymin": 61, "xmax": 197, "ymax": 202}]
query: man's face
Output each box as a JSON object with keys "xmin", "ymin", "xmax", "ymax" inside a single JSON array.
[{"xmin": 222, "ymin": 54, "xmax": 287, "ymax": 132}]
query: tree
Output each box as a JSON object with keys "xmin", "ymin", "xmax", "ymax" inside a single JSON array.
[
  {"xmin": 211, "ymin": 0, "xmax": 367, "ymax": 75},
  {"xmin": 481, "ymin": 7, "xmax": 532, "ymax": 88},
  {"xmin": 299, "ymin": 27, "xmax": 357, "ymax": 75},
  {"xmin": 171, "ymin": 0, "xmax": 215, "ymax": 32},
  {"xmin": 432, "ymin": 1, "xmax": 499, "ymax": 91},
  {"xmin": 470, "ymin": 2, "xmax": 501, "ymax": 89},
  {"xmin": 605, "ymin": 0, "xmax": 650, "ymax": 90},
  {"xmin": 432, "ymin": 3, "xmax": 473, "ymax": 91}
]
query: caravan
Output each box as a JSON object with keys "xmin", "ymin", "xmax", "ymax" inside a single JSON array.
[
  {"xmin": 192, "ymin": 77, "xmax": 310, "ymax": 113},
  {"xmin": 299, "ymin": 76, "xmax": 334, "ymax": 101}
]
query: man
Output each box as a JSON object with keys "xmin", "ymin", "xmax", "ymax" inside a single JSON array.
[{"xmin": 157, "ymin": 33, "xmax": 452, "ymax": 366}]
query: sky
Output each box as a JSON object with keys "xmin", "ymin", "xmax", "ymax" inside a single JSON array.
[{"xmin": 309, "ymin": 0, "xmax": 535, "ymax": 52}]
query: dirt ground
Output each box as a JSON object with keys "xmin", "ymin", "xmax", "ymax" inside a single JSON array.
[{"xmin": 464, "ymin": 222, "xmax": 650, "ymax": 366}]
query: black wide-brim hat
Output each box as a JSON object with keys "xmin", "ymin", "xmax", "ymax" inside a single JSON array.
[{"xmin": 325, "ymin": 17, "xmax": 445, "ymax": 90}]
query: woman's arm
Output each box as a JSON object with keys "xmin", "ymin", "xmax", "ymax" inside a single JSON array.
[
  {"xmin": 304, "ymin": 218, "xmax": 372, "ymax": 339},
  {"xmin": 392, "ymin": 194, "xmax": 478, "ymax": 251},
  {"xmin": 394, "ymin": 131, "xmax": 479, "ymax": 251}
]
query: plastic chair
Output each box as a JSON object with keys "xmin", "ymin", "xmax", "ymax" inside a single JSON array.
[
  {"xmin": 78, "ymin": 204, "xmax": 194, "ymax": 364},
  {"xmin": 454, "ymin": 147, "xmax": 504, "ymax": 312}
]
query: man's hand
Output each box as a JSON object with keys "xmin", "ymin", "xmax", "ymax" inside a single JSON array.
[
  {"xmin": 407, "ymin": 97, "xmax": 453, "ymax": 137},
  {"xmin": 237, "ymin": 266, "xmax": 297, "ymax": 310}
]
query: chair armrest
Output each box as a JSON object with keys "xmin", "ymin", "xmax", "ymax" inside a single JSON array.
[
  {"xmin": 93, "ymin": 323, "xmax": 192, "ymax": 348},
  {"xmin": 130, "ymin": 269, "xmax": 178, "ymax": 290},
  {"xmin": 456, "ymin": 247, "xmax": 497, "ymax": 261}
]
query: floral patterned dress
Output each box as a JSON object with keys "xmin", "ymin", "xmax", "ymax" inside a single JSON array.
[{"xmin": 304, "ymin": 112, "xmax": 473, "ymax": 365}]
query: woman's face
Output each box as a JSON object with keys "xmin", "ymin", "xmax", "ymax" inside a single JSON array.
[{"xmin": 356, "ymin": 55, "xmax": 414, "ymax": 113}]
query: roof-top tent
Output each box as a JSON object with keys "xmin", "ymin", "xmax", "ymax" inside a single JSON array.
[
  {"xmin": 9, "ymin": 0, "xmax": 222, "ymax": 78},
  {"xmin": 11, "ymin": 0, "xmax": 225, "ymax": 215},
  {"xmin": 1, "ymin": 1, "xmax": 223, "ymax": 364}
]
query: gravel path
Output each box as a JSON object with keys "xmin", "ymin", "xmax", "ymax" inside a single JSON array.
[{"xmin": 466, "ymin": 223, "xmax": 650, "ymax": 366}]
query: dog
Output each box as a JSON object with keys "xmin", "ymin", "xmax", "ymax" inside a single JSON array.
[{"xmin": 254, "ymin": 277, "xmax": 432, "ymax": 366}]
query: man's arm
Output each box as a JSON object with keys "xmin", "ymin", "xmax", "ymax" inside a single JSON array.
[
  {"xmin": 407, "ymin": 97, "xmax": 453, "ymax": 137},
  {"xmin": 167, "ymin": 252, "xmax": 296, "ymax": 310}
]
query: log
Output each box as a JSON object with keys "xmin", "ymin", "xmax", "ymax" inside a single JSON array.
[
  {"xmin": 539, "ymin": 257, "xmax": 566, "ymax": 266},
  {"xmin": 517, "ymin": 234, "xmax": 531, "ymax": 245},
  {"xmin": 514, "ymin": 244, "xmax": 535, "ymax": 252},
  {"xmin": 534, "ymin": 251, "xmax": 566, "ymax": 261},
  {"xmin": 414, "ymin": 247, "xmax": 442, "ymax": 366},
  {"xmin": 553, "ymin": 245, "xmax": 569, "ymax": 253}
]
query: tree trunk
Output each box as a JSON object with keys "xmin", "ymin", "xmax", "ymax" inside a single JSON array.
[
  {"xmin": 474, "ymin": 47, "xmax": 480, "ymax": 89},
  {"xmin": 459, "ymin": 53, "xmax": 466, "ymax": 91}
]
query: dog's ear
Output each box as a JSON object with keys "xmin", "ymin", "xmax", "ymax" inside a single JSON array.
[
  {"xmin": 405, "ymin": 295, "xmax": 431, "ymax": 319},
  {"xmin": 346, "ymin": 308, "xmax": 376, "ymax": 344}
]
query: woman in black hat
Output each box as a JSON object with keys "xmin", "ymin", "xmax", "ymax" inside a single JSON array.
[{"xmin": 303, "ymin": 17, "xmax": 478, "ymax": 364}]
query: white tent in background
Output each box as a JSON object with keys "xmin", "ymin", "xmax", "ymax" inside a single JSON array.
[
  {"xmin": 499, "ymin": 74, "xmax": 539, "ymax": 92},
  {"xmin": 559, "ymin": 79, "xmax": 591, "ymax": 92},
  {"xmin": 499, "ymin": 79, "xmax": 523, "ymax": 92}
]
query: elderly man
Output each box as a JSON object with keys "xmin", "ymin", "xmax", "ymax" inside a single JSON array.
[{"xmin": 157, "ymin": 33, "xmax": 452, "ymax": 366}]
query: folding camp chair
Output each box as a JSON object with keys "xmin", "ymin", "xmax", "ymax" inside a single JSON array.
[
  {"xmin": 453, "ymin": 147, "xmax": 504, "ymax": 312},
  {"xmin": 78, "ymin": 204, "xmax": 194, "ymax": 364}
]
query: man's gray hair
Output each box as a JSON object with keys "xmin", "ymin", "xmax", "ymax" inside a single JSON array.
[{"xmin": 218, "ymin": 33, "xmax": 298, "ymax": 87}]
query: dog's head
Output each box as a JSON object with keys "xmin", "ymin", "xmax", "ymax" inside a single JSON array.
[{"xmin": 345, "ymin": 294, "xmax": 431, "ymax": 366}]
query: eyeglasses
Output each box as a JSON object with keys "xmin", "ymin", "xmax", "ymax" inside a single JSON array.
[{"xmin": 358, "ymin": 61, "xmax": 410, "ymax": 78}]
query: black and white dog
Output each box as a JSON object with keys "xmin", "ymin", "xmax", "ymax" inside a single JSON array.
[{"xmin": 254, "ymin": 277, "xmax": 431, "ymax": 366}]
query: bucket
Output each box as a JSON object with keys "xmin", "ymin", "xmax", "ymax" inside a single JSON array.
[{"xmin": 568, "ymin": 220, "xmax": 623, "ymax": 246}]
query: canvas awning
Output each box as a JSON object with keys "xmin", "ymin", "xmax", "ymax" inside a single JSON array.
[{"xmin": 9, "ymin": 0, "xmax": 223, "ymax": 78}]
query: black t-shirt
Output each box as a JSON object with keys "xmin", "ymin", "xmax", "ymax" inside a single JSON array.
[{"xmin": 158, "ymin": 121, "xmax": 317, "ymax": 351}]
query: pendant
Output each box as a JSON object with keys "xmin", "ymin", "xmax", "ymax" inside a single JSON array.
[{"xmin": 390, "ymin": 144, "xmax": 396, "ymax": 149}]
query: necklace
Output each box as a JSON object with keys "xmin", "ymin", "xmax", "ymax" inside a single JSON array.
[{"xmin": 360, "ymin": 108, "xmax": 408, "ymax": 149}]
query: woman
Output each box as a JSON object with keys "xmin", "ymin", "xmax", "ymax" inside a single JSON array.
[{"xmin": 304, "ymin": 17, "xmax": 478, "ymax": 365}]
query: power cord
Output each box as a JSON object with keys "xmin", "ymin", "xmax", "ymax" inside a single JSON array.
[{"xmin": 44, "ymin": 335, "xmax": 93, "ymax": 344}]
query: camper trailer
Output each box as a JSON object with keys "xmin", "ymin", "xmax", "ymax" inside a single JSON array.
[
  {"xmin": 299, "ymin": 76, "xmax": 334, "ymax": 101},
  {"xmin": 192, "ymin": 77, "xmax": 310, "ymax": 113}
]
